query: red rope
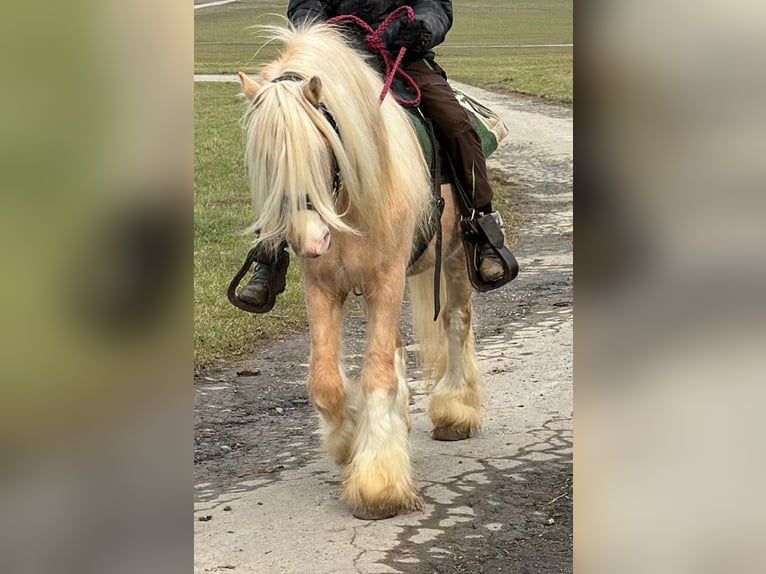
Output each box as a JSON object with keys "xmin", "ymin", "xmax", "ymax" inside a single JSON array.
[{"xmin": 327, "ymin": 6, "xmax": 421, "ymax": 106}]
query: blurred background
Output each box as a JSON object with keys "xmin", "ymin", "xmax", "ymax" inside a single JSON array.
[
  {"xmin": 577, "ymin": 0, "xmax": 766, "ymax": 572},
  {"xmin": 1, "ymin": 0, "xmax": 764, "ymax": 571},
  {"xmin": 0, "ymin": 0, "xmax": 191, "ymax": 572}
]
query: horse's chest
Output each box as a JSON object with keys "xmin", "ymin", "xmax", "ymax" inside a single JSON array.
[{"xmin": 306, "ymin": 239, "xmax": 389, "ymax": 289}]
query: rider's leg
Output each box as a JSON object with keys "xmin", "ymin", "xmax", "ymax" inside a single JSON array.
[
  {"xmin": 238, "ymin": 240, "xmax": 290, "ymax": 312},
  {"xmin": 403, "ymin": 59, "xmax": 506, "ymax": 282}
]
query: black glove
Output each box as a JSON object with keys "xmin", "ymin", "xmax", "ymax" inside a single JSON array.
[{"xmin": 391, "ymin": 19, "xmax": 425, "ymax": 50}]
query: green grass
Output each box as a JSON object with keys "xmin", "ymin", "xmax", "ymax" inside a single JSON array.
[
  {"xmin": 194, "ymin": 2, "xmax": 287, "ymax": 73},
  {"xmin": 194, "ymin": 82, "xmax": 307, "ymax": 367},
  {"xmin": 440, "ymin": 48, "xmax": 572, "ymax": 102},
  {"xmin": 194, "ymin": 0, "xmax": 572, "ymax": 102}
]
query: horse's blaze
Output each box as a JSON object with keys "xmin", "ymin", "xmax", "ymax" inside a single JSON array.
[{"xmin": 288, "ymin": 210, "xmax": 332, "ymax": 258}]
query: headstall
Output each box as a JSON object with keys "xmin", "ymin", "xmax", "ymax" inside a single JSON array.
[{"xmin": 271, "ymin": 74, "xmax": 343, "ymax": 203}]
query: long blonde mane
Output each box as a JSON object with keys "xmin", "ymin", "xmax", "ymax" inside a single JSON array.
[{"xmin": 244, "ymin": 23, "xmax": 431, "ymax": 255}]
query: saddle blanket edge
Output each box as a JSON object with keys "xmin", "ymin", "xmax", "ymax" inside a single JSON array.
[{"xmin": 409, "ymin": 85, "xmax": 509, "ymax": 162}]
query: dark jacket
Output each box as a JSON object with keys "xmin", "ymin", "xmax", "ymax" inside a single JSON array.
[{"xmin": 287, "ymin": 0, "xmax": 453, "ymax": 61}]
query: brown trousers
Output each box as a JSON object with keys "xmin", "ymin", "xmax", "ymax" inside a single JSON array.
[{"xmin": 403, "ymin": 59, "xmax": 493, "ymax": 210}]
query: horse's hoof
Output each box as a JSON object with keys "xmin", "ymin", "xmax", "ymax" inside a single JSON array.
[
  {"xmin": 352, "ymin": 507, "xmax": 398, "ymax": 521},
  {"xmin": 432, "ymin": 426, "xmax": 472, "ymax": 441}
]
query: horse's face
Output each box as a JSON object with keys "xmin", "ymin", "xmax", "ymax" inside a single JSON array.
[
  {"xmin": 287, "ymin": 210, "xmax": 332, "ymax": 258},
  {"xmin": 239, "ymin": 71, "xmax": 341, "ymax": 259}
]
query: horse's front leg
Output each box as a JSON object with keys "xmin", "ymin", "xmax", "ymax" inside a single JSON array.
[
  {"xmin": 344, "ymin": 266, "xmax": 421, "ymax": 520},
  {"xmin": 305, "ymin": 280, "xmax": 355, "ymax": 466}
]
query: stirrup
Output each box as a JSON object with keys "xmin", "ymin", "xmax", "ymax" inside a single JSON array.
[
  {"xmin": 461, "ymin": 212, "xmax": 519, "ymax": 293},
  {"xmin": 227, "ymin": 247, "xmax": 289, "ymax": 313}
]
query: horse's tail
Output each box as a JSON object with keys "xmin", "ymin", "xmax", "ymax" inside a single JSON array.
[{"xmin": 408, "ymin": 269, "xmax": 448, "ymax": 381}]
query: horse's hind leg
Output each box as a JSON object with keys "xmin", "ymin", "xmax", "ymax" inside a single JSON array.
[
  {"xmin": 395, "ymin": 332, "xmax": 411, "ymax": 433},
  {"xmin": 429, "ymin": 251, "xmax": 484, "ymax": 441},
  {"xmin": 344, "ymin": 267, "xmax": 421, "ymax": 520},
  {"xmin": 304, "ymin": 280, "xmax": 355, "ymax": 465}
]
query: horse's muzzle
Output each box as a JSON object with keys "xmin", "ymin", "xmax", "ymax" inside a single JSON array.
[{"xmin": 295, "ymin": 229, "xmax": 332, "ymax": 258}]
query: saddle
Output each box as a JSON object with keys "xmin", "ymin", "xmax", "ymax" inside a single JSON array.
[{"xmin": 405, "ymin": 94, "xmax": 519, "ymax": 296}]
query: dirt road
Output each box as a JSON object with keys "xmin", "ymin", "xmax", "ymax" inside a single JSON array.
[{"xmin": 194, "ymin": 82, "xmax": 573, "ymax": 573}]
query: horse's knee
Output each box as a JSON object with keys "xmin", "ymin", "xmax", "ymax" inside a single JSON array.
[
  {"xmin": 361, "ymin": 352, "xmax": 398, "ymax": 394},
  {"xmin": 308, "ymin": 368, "xmax": 345, "ymax": 424}
]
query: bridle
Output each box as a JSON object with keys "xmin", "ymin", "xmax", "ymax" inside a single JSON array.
[{"xmin": 270, "ymin": 73, "xmax": 343, "ymax": 206}]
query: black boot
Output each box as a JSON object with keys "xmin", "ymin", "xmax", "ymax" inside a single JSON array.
[
  {"xmin": 235, "ymin": 246, "xmax": 290, "ymax": 313},
  {"xmin": 477, "ymin": 211, "xmax": 505, "ymax": 282},
  {"xmin": 238, "ymin": 263, "xmax": 281, "ymax": 308}
]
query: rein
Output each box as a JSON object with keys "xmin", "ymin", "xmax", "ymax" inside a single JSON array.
[{"xmin": 328, "ymin": 6, "xmax": 421, "ymax": 106}]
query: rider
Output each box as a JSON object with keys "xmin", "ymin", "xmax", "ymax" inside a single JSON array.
[{"xmin": 238, "ymin": 0, "xmax": 509, "ymax": 311}]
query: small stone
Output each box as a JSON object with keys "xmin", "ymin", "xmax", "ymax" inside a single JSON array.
[
  {"xmin": 197, "ymin": 515, "xmax": 213, "ymax": 522},
  {"xmin": 223, "ymin": 506, "xmax": 232, "ymax": 511},
  {"xmin": 275, "ymin": 407, "xmax": 284, "ymax": 414},
  {"xmin": 237, "ymin": 368, "xmax": 261, "ymax": 376},
  {"xmin": 531, "ymin": 511, "xmax": 554, "ymax": 525}
]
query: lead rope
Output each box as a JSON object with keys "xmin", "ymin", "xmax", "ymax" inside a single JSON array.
[
  {"xmin": 328, "ymin": 8, "xmax": 442, "ymax": 319},
  {"xmin": 328, "ymin": 6, "xmax": 421, "ymax": 106}
]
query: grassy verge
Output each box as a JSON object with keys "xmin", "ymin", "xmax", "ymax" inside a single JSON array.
[
  {"xmin": 440, "ymin": 48, "xmax": 572, "ymax": 103},
  {"xmin": 194, "ymin": 81, "xmax": 520, "ymax": 366},
  {"xmin": 194, "ymin": 0, "xmax": 572, "ymax": 102},
  {"xmin": 194, "ymin": 82, "xmax": 307, "ymax": 367}
]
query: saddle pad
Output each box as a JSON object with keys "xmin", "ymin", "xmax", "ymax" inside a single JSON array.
[
  {"xmin": 407, "ymin": 85, "xmax": 508, "ymax": 164},
  {"xmin": 451, "ymin": 85, "xmax": 509, "ymax": 155}
]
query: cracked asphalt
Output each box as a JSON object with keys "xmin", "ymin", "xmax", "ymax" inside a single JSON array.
[{"xmin": 194, "ymin": 82, "xmax": 573, "ymax": 573}]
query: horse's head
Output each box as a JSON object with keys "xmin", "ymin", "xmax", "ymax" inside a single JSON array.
[
  {"xmin": 239, "ymin": 71, "xmax": 353, "ymax": 260},
  {"xmin": 237, "ymin": 24, "xmax": 432, "ymax": 266}
]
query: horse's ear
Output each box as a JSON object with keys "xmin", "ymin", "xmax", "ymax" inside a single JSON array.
[
  {"xmin": 238, "ymin": 72, "xmax": 261, "ymax": 101},
  {"xmin": 303, "ymin": 76, "xmax": 322, "ymax": 106}
]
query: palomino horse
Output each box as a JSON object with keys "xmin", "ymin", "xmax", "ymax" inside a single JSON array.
[{"xmin": 239, "ymin": 24, "xmax": 483, "ymax": 520}]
